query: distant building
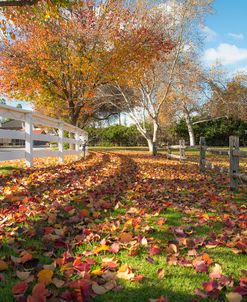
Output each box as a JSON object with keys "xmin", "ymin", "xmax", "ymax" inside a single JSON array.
[{"xmin": 0, "ymin": 120, "xmax": 47, "ymax": 146}]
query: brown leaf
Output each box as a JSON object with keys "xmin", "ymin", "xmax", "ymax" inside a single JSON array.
[
  {"xmin": 226, "ymin": 292, "xmax": 242, "ymax": 302},
  {"xmin": 52, "ymin": 278, "xmax": 65, "ymax": 288},
  {"xmin": 157, "ymin": 268, "xmax": 165, "ymax": 279},
  {"xmin": 119, "ymin": 232, "xmax": 133, "ymax": 243},
  {"xmin": 0, "ymin": 260, "xmax": 8, "ymax": 271},
  {"xmin": 167, "ymin": 243, "xmax": 178, "ymax": 254},
  {"xmin": 92, "ymin": 282, "xmax": 108, "ymax": 295},
  {"xmin": 16, "ymin": 271, "xmax": 31, "ymax": 281}
]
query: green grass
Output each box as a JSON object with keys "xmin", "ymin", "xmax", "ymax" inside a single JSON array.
[
  {"xmin": 0, "ymin": 151, "xmax": 246, "ymax": 302},
  {"xmin": 0, "ymin": 165, "xmax": 23, "ymax": 175},
  {"xmin": 1, "ymin": 206, "xmax": 240, "ymax": 302},
  {"xmin": 91, "ymin": 244, "xmax": 246, "ymax": 302}
]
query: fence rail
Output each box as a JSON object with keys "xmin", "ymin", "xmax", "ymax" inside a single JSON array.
[
  {"xmin": 163, "ymin": 136, "xmax": 247, "ymax": 191},
  {"xmin": 0, "ymin": 104, "xmax": 88, "ymax": 167}
]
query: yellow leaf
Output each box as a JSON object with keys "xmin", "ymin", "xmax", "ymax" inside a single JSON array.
[
  {"xmin": 118, "ymin": 264, "xmax": 128, "ymax": 273},
  {"xmin": 91, "ymin": 269, "xmax": 103, "ymax": 276},
  {"xmin": 202, "ymin": 213, "xmax": 210, "ymax": 220},
  {"xmin": 93, "ymin": 244, "xmax": 109, "ymax": 254},
  {"xmin": 37, "ymin": 269, "xmax": 53, "ymax": 285}
]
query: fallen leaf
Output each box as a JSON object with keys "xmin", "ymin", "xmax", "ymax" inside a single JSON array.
[
  {"xmin": 20, "ymin": 251, "xmax": 32, "ymax": 264},
  {"xmin": 0, "ymin": 260, "xmax": 8, "ymax": 271},
  {"xmin": 157, "ymin": 268, "xmax": 165, "ymax": 279},
  {"xmin": 16, "ymin": 271, "xmax": 31, "ymax": 281},
  {"xmin": 27, "ymin": 283, "xmax": 49, "ymax": 302},
  {"xmin": 12, "ymin": 281, "xmax": 28, "ymax": 295},
  {"xmin": 210, "ymin": 264, "xmax": 222, "ymax": 279},
  {"xmin": 133, "ymin": 274, "xmax": 144, "ymax": 282},
  {"xmin": 149, "ymin": 245, "xmax": 161, "ymax": 256},
  {"xmin": 119, "ymin": 232, "xmax": 133, "ymax": 243},
  {"xmin": 92, "ymin": 282, "xmax": 108, "ymax": 295},
  {"xmin": 94, "ymin": 244, "xmax": 110, "ymax": 254},
  {"xmin": 37, "ymin": 269, "xmax": 53, "ymax": 285},
  {"xmin": 52, "ymin": 278, "xmax": 65, "ymax": 288},
  {"xmin": 226, "ymin": 292, "xmax": 242, "ymax": 302}
]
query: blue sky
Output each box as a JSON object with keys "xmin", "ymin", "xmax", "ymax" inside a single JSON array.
[{"xmin": 202, "ymin": 0, "xmax": 247, "ymax": 74}]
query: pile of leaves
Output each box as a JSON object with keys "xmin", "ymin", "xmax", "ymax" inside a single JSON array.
[{"xmin": 0, "ymin": 151, "xmax": 246, "ymax": 302}]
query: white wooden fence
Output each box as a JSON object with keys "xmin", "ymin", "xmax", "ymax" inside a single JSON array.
[
  {"xmin": 164, "ymin": 136, "xmax": 247, "ymax": 191},
  {"xmin": 0, "ymin": 104, "xmax": 88, "ymax": 167}
]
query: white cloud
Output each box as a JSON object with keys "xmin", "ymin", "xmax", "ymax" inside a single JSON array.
[
  {"xmin": 203, "ymin": 43, "xmax": 247, "ymax": 65},
  {"xmin": 200, "ymin": 25, "xmax": 217, "ymax": 42},
  {"xmin": 228, "ymin": 33, "xmax": 244, "ymax": 40}
]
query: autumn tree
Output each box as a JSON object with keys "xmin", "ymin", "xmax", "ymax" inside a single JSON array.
[
  {"xmin": 101, "ymin": 0, "xmax": 213, "ymax": 154},
  {"xmin": 0, "ymin": 0, "xmax": 175, "ymax": 128},
  {"xmin": 158, "ymin": 57, "xmax": 208, "ymax": 146},
  {"xmin": 0, "ymin": 0, "xmax": 38, "ymax": 6},
  {"xmin": 205, "ymin": 72, "xmax": 247, "ymax": 122}
]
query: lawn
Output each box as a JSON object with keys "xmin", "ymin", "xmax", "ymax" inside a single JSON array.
[
  {"xmin": 0, "ymin": 151, "xmax": 246, "ymax": 302},
  {"xmin": 0, "ymin": 166, "xmax": 22, "ymax": 175},
  {"xmin": 90, "ymin": 146, "xmax": 247, "ymax": 173}
]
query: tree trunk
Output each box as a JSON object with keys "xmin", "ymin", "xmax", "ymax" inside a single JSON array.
[
  {"xmin": 146, "ymin": 121, "xmax": 158, "ymax": 156},
  {"xmin": 185, "ymin": 112, "xmax": 195, "ymax": 147},
  {"xmin": 147, "ymin": 138, "xmax": 155, "ymax": 155},
  {"xmin": 152, "ymin": 120, "xmax": 158, "ymax": 156}
]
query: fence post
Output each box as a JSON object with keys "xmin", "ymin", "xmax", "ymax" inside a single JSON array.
[
  {"xmin": 179, "ymin": 139, "xmax": 185, "ymax": 161},
  {"xmin": 199, "ymin": 137, "xmax": 206, "ymax": 172},
  {"xmin": 82, "ymin": 142, "xmax": 86, "ymax": 160},
  {"xmin": 167, "ymin": 142, "xmax": 171, "ymax": 159},
  {"xmin": 229, "ymin": 136, "xmax": 240, "ymax": 191},
  {"xmin": 25, "ymin": 113, "xmax": 33, "ymax": 167},
  {"xmin": 84, "ymin": 133, "xmax": 89, "ymax": 157},
  {"xmin": 58, "ymin": 122, "xmax": 64, "ymax": 163},
  {"xmin": 75, "ymin": 131, "xmax": 81, "ymax": 159}
]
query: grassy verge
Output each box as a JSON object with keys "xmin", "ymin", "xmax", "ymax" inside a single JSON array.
[{"xmin": 0, "ymin": 165, "xmax": 23, "ymax": 175}]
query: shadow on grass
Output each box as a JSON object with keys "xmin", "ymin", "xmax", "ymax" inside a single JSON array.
[
  {"xmin": 0, "ymin": 152, "xmax": 105, "ymax": 192},
  {"xmin": 0, "ymin": 151, "xmax": 245, "ymax": 302},
  {"xmin": 92, "ymin": 281, "xmax": 214, "ymax": 302}
]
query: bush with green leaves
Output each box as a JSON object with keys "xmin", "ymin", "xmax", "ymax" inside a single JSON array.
[
  {"xmin": 173, "ymin": 117, "xmax": 247, "ymax": 146},
  {"xmin": 86, "ymin": 125, "xmax": 146, "ymax": 147}
]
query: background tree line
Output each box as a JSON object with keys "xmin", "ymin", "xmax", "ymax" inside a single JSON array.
[
  {"xmin": 87, "ymin": 116, "xmax": 247, "ymax": 147},
  {"xmin": 0, "ymin": 0, "xmax": 247, "ymax": 154}
]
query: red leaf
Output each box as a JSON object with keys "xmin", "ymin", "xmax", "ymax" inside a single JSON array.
[
  {"xmin": 109, "ymin": 243, "xmax": 120, "ymax": 253},
  {"xmin": 194, "ymin": 260, "xmax": 208, "ymax": 273},
  {"xmin": 203, "ymin": 280, "xmax": 218, "ymax": 292},
  {"xmin": 12, "ymin": 281, "xmax": 28, "ymax": 295},
  {"xmin": 133, "ymin": 274, "xmax": 144, "ymax": 282},
  {"xmin": 27, "ymin": 283, "xmax": 49, "ymax": 302},
  {"xmin": 148, "ymin": 245, "xmax": 161, "ymax": 256}
]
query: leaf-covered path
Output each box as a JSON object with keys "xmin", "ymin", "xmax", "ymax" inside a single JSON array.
[{"xmin": 0, "ymin": 152, "xmax": 246, "ymax": 302}]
